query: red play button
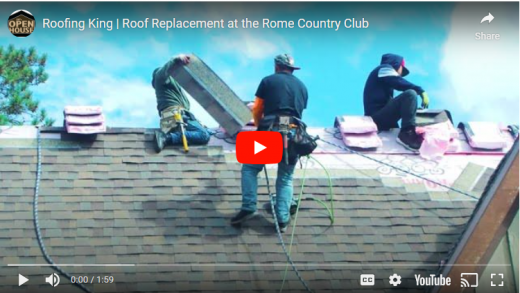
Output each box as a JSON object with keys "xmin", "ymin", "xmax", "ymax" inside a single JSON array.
[{"xmin": 236, "ymin": 131, "xmax": 283, "ymax": 164}]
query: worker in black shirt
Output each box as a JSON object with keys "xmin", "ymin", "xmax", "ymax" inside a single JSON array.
[
  {"xmin": 363, "ymin": 53, "xmax": 430, "ymax": 151},
  {"xmin": 231, "ymin": 54, "xmax": 308, "ymax": 233}
]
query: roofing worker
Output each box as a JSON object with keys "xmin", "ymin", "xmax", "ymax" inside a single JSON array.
[
  {"xmin": 363, "ymin": 53, "xmax": 430, "ymax": 151},
  {"xmin": 231, "ymin": 54, "xmax": 308, "ymax": 233},
  {"xmin": 153, "ymin": 54, "xmax": 210, "ymax": 153}
]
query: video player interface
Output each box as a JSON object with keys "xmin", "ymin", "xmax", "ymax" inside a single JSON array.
[{"xmin": 1, "ymin": 1, "xmax": 519, "ymax": 293}]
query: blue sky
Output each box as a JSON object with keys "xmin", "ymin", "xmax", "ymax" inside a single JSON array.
[{"xmin": 1, "ymin": 2, "xmax": 518, "ymax": 128}]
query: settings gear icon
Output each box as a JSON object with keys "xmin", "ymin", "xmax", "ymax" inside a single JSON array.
[{"xmin": 389, "ymin": 274, "xmax": 402, "ymax": 286}]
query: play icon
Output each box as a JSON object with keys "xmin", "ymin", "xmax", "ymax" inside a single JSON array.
[
  {"xmin": 254, "ymin": 141, "xmax": 266, "ymax": 155},
  {"xmin": 19, "ymin": 274, "xmax": 29, "ymax": 286},
  {"xmin": 236, "ymin": 131, "xmax": 283, "ymax": 164}
]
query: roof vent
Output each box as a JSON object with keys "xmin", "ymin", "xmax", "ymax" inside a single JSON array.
[{"xmin": 64, "ymin": 106, "xmax": 106, "ymax": 134}]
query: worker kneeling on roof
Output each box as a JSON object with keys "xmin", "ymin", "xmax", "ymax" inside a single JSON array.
[
  {"xmin": 231, "ymin": 54, "xmax": 309, "ymax": 233},
  {"xmin": 153, "ymin": 54, "xmax": 210, "ymax": 153},
  {"xmin": 363, "ymin": 53, "xmax": 430, "ymax": 151}
]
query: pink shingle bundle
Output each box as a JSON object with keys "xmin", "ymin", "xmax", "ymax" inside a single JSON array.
[
  {"xmin": 335, "ymin": 116, "xmax": 382, "ymax": 149},
  {"xmin": 335, "ymin": 116, "xmax": 378, "ymax": 134},
  {"xmin": 417, "ymin": 121, "xmax": 459, "ymax": 160},
  {"xmin": 64, "ymin": 106, "xmax": 106, "ymax": 134},
  {"xmin": 461, "ymin": 122, "xmax": 508, "ymax": 150}
]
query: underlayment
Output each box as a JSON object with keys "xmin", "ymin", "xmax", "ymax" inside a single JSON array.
[{"xmin": 171, "ymin": 54, "xmax": 251, "ymax": 135}]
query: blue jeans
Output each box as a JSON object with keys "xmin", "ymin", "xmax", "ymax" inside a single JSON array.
[
  {"xmin": 241, "ymin": 162, "xmax": 296, "ymax": 224},
  {"xmin": 169, "ymin": 115, "xmax": 210, "ymax": 145}
]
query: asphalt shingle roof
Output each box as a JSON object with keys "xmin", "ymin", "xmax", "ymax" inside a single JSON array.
[{"xmin": 0, "ymin": 128, "xmax": 489, "ymax": 293}]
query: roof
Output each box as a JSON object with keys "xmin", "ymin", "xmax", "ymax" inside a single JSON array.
[
  {"xmin": 0, "ymin": 126, "xmax": 510, "ymax": 292},
  {"xmin": 433, "ymin": 139, "xmax": 519, "ymax": 292}
]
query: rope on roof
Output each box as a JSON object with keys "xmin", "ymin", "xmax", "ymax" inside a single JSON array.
[{"xmin": 33, "ymin": 127, "xmax": 92, "ymax": 293}]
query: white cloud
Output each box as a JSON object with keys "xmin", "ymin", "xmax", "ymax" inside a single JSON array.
[
  {"xmin": 37, "ymin": 63, "xmax": 219, "ymax": 128},
  {"xmin": 35, "ymin": 64, "xmax": 157, "ymax": 127},
  {"xmin": 212, "ymin": 31, "xmax": 292, "ymax": 63},
  {"xmin": 346, "ymin": 34, "xmax": 374, "ymax": 69},
  {"xmin": 70, "ymin": 2, "xmax": 96, "ymax": 13},
  {"xmin": 439, "ymin": 3, "xmax": 519, "ymax": 124},
  {"xmin": 66, "ymin": 31, "xmax": 137, "ymax": 70},
  {"xmin": 406, "ymin": 64, "xmax": 429, "ymax": 77},
  {"xmin": 34, "ymin": 35, "xmax": 218, "ymax": 128},
  {"xmin": 184, "ymin": 91, "xmax": 218, "ymax": 128}
]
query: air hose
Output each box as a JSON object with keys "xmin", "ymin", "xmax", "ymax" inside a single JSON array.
[
  {"xmin": 263, "ymin": 154, "xmax": 337, "ymax": 293},
  {"xmin": 279, "ymin": 155, "xmax": 335, "ymax": 292},
  {"xmin": 265, "ymin": 167, "xmax": 314, "ymax": 293},
  {"xmin": 34, "ymin": 127, "xmax": 92, "ymax": 293},
  {"xmin": 272, "ymin": 135, "xmax": 480, "ymax": 293}
]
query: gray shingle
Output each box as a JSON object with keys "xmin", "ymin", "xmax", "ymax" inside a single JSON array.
[{"xmin": 0, "ymin": 128, "xmax": 485, "ymax": 293}]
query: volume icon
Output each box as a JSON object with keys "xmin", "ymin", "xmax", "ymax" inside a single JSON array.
[{"xmin": 45, "ymin": 273, "xmax": 60, "ymax": 287}]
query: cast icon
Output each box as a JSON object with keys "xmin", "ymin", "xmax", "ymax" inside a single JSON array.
[{"xmin": 460, "ymin": 273, "xmax": 478, "ymax": 287}]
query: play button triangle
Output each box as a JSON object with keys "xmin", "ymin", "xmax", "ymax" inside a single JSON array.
[
  {"xmin": 254, "ymin": 141, "xmax": 266, "ymax": 155},
  {"xmin": 19, "ymin": 274, "xmax": 29, "ymax": 286}
]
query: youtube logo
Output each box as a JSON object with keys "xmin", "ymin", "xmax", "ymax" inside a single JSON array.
[{"xmin": 236, "ymin": 131, "xmax": 283, "ymax": 164}]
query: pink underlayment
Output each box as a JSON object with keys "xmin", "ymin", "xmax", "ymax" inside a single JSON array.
[{"xmin": 417, "ymin": 121, "xmax": 459, "ymax": 160}]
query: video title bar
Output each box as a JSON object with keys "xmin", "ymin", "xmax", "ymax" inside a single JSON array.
[{"xmin": 42, "ymin": 17, "xmax": 369, "ymax": 31}]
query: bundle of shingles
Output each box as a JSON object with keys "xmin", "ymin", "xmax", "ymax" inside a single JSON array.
[
  {"xmin": 334, "ymin": 116, "xmax": 382, "ymax": 149},
  {"xmin": 64, "ymin": 106, "xmax": 106, "ymax": 134},
  {"xmin": 459, "ymin": 122, "xmax": 508, "ymax": 150}
]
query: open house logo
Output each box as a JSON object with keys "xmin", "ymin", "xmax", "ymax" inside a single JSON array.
[{"xmin": 8, "ymin": 10, "xmax": 35, "ymax": 37}]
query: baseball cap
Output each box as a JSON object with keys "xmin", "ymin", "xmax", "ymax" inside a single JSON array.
[
  {"xmin": 274, "ymin": 54, "xmax": 300, "ymax": 70},
  {"xmin": 401, "ymin": 58, "xmax": 410, "ymax": 77}
]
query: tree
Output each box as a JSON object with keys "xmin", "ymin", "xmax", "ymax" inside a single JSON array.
[{"xmin": 0, "ymin": 45, "xmax": 54, "ymax": 126}]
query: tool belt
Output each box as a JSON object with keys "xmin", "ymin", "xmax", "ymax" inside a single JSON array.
[
  {"xmin": 261, "ymin": 114, "xmax": 318, "ymax": 159},
  {"xmin": 160, "ymin": 106, "xmax": 185, "ymax": 133}
]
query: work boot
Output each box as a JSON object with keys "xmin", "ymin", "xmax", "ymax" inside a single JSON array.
[
  {"xmin": 277, "ymin": 218, "xmax": 291, "ymax": 233},
  {"xmin": 290, "ymin": 203, "xmax": 298, "ymax": 216},
  {"xmin": 266, "ymin": 202, "xmax": 298, "ymax": 216},
  {"xmin": 230, "ymin": 210, "xmax": 257, "ymax": 225},
  {"xmin": 397, "ymin": 128, "xmax": 423, "ymax": 151},
  {"xmin": 154, "ymin": 130, "xmax": 168, "ymax": 153}
]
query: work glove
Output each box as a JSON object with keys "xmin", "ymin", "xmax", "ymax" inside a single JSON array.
[{"xmin": 420, "ymin": 92, "xmax": 430, "ymax": 109}]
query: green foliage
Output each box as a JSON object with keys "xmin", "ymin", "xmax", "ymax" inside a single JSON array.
[{"xmin": 0, "ymin": 45, "xmax": 54, "ymax": 126}]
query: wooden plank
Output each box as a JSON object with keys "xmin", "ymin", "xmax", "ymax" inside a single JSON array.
[{"xmin": 435, "ymin": 140, "xmax": 519, "ymax": 293}]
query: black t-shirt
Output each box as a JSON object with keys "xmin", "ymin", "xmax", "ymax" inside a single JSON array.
[{"xmin": 255, "ymin": 72, "xmax": 308, "ymax": 119}]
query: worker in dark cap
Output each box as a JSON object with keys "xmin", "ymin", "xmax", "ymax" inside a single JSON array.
[
  {"xmin": 363, "ymin": 53, "xmax": 430, "ymax": 151},
  {"xmin": 152, "ymin": 54, "xmax": 210, "ymax": 153},
  {"xmin": 231, "ymin": 53, "xmax": 308, "ymax": 233}
]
